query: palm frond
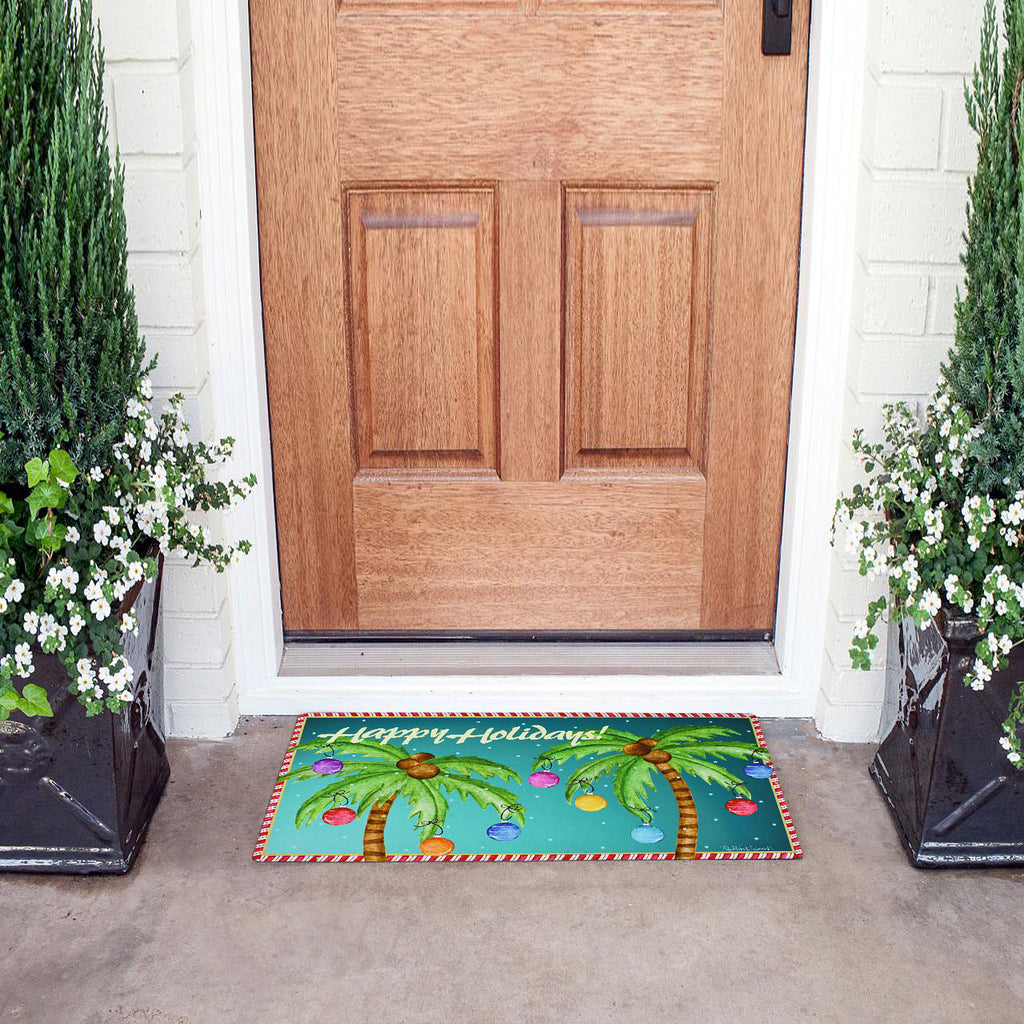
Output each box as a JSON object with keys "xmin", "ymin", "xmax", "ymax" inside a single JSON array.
[
  {"xmin": 661, "ymin": 740, "xmax": 768, "ymax": 764},
  {"xmin": 294, "ymin": 737, "xmax": 409, "ymax": 762},
  {"xmin": 669, "ymin": 752, "xmax": 750, "ymax": 798},
  {"xmin": 398, "ymin": 776, "xmax": 450, "ymax": 836},
  {"xmin": 533, "ymin": 737, "xmax": 631, "ymax": 768},
  {"xmin": 429, "ymin": 755, "xmax": 522, "ymax": 784},
  {"xmin": 438, "ymin": 775, "xmax": 526, "ymax": 823},
  {"xmin": 562, "ymin": 753, "xmax": 633, "ymax": 803},
  {"xmin": 650, "ymin": 724, "xmax": 742, "ymax": 745},
  {"xmin": 612, "ymin": 757, "xmax": 658, "ymax": 820},
  {"xmin": 292, "ymin": 765, "xmax": 402, "ymax": 828}
]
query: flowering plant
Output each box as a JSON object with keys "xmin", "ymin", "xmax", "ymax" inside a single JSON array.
[
  {"xmin": 834, "ymin": 0, "xmax": 1024, "ymax": 769},
  {"xmin": 833, "ymin": 393, "xmax": 1023, "ymax": 767},
  {"xmin": 0, "ymin": 378, "xmax": 255, "ymax": 719}
]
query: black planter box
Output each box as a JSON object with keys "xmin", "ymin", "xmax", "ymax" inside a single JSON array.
[
  {"xmin": 871, "ymin": 608, "xmax": 1024, "ymax": 867},
  {"xmin": 0, "ymin": 556, "xmax": 168, "ymax": 874}
]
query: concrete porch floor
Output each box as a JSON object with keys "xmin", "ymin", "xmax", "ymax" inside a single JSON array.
[{"xmin": 3, "ymin": 717, "xmax": 1024, "ymax": 1024}]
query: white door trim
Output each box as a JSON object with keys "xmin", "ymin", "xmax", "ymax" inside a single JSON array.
[{"xmin": 189, "ymin": 1, "xmax": 869, "ymax": 731}]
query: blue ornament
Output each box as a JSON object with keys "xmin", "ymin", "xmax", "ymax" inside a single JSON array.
[
  {"xmin": 743, "ymin": 762, "xmax": 774, "ymax": 779},
  {"xmin": 486, "ymin": 821, "xmax": 522, "ymax": 842},
  {"xmin": 630, "ymin": 824, "xmax": 665, "ymax": 845}
]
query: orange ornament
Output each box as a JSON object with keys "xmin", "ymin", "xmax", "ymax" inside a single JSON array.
[{"xmin": 419, "ymin": 836, "xmax": 455, "ymax": 855}]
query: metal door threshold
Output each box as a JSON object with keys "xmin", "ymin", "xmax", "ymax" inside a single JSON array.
[{"xmin": 280, "ymin": 640, "xmax": 779, "ymax": 678}]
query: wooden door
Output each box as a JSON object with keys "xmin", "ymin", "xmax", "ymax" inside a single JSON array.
[{"xmin": 250, "ymin": 0, "xmax": 810, "ymax": 634}]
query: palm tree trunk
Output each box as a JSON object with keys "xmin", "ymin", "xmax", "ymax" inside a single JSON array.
[
  {"xmin": 655, "ymin": 764, "xmax": 699, "ymax": 859},
  {"xmin": 363, "ymin": 794, "xmax": 397, "ymax": 862}
]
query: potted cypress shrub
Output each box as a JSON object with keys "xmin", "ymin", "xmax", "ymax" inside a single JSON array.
[
  {"xmin": 0, "ymin": 0, "xmax": 254, "ymax": 872},
  {"xmin": 835, "ymin": 0, "xmax": 1024, "ymax": 866}
]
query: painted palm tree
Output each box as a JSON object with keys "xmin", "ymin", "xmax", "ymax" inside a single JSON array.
[
  {"xmin": 534, "ymin": 723, "xmax": 771, "ymax": 859},
  {"xmin": 282, "ymin": 736, "xmax": 523, "ymax": 861}
]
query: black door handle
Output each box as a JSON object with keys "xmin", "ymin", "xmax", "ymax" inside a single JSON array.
[{"xmin": 763, "ymin": 0, "xmax": 794, "ymax": 56}]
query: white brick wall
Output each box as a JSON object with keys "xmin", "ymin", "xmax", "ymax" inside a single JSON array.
[
  {"xmin": 94, "ymin": 0, "xmax": 239, "ymax": 737},
  {"xmin": 818, "ymin": 0, "xmax": 986, "ymax": 740}
]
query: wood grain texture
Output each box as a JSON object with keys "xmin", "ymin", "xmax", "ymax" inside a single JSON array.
[
  {"xmin": 348, "ymin": 187, "xmax": 498, "ymax": 470},
  {"xmin": 700, "ymin": 0, "xmax": 810, "ymax": 628},
  {"xmin": 564, "ymin": 188, "xmax": 713, "ymax": 470},
  {"xmin": 499, "ymin": 182, "xmax": 561, "ymax": 482},
  {"xmin": 333, "ymin": 12, "xmax": 723, "ymax": 182},
  {"xmin": 352, "ymin": 477, "xmax": 706, "ymax": 629},
  {"xmin": 249, "ymin": 0, "xmax": 358, "ymax": 630}
]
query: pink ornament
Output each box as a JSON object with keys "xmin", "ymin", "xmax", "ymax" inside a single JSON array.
[{"xmin": 528, "ymin": 770, "xmax": 560, "ymax": 788}]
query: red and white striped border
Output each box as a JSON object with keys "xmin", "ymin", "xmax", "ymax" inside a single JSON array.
[{"xmin": 253, "ymin": 712, "xmax": 803, "ymax": 863}]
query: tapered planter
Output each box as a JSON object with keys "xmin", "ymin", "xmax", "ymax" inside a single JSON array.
[
  {"xmin": 0, "ymin": 555, "xmax": 168, "ymax": 874},
  {"xmin": 871, "ymin": 608, "xmax": 1024, "ymax": 867}
]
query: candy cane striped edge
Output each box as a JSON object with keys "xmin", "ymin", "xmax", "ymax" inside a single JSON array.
[{"xmin": 253, "ymin": 712, "xmax": 803, "ymax": 862}]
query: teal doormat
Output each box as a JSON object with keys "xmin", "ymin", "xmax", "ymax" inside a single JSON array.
[{"xmin": 254, "ymin": 713, "xmax": 802, "ymax": 862}]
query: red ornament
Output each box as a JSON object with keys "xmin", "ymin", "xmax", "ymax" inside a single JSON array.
[
  {"xmin": 322, "ymin": 806, "xmax": 356, "ymax": 826},
  {"xmin": 725, "ymin": 798, "xmax": 758, "ymax": 816}
]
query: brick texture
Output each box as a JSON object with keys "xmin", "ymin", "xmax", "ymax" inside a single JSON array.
[
  {"xmin": 821, "ymin": 0, "xmax": 984, "ymax": 740},
  {"xmin": 94, "ymin": 0, "xmax": 238, "ymax": 736}
]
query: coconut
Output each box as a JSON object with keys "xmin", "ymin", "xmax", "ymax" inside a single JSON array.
[{"xmin": 407, "ymin": 763, "xmax": 440, "ymax": 779}]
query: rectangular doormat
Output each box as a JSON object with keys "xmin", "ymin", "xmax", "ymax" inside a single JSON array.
[{"xmin": 254, "ymin": 713, "xmax": 802, "ymax": 862}]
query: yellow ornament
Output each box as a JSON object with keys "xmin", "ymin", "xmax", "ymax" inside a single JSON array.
[{"xmin": 574, "ymin": 793, "xmax": 607, "ymax": 812}]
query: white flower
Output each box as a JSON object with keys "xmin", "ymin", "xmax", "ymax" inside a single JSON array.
[
  {"xmin": 83, "ymin": 578, "xmax": 104, "ymax": 602},
  {"xmin": 1009, "ymin": 751, "xmax": 1022, "ymax": 764},
  {"xmin": 4, "ymin": 578, "xmax": 24, "ymax": 602},
  {"xmin": 126, "ymin": 397, "xmax": 145, "ymax": 418},
  {"xmin": 140, "ymin": 377, "xmax": 153, "ymax": 400},
  {"xmin": 89, "ymin": 466, "xmax": 103, "ymax": 482},
  {"xmin": 93, "ymin": 520, "xmax": 112, "ymax": 545},
  {"xmin": 76, "ymin": 658, "xmax": 94, "ymax": 677},
  {"xmin": 60, "ymin": 566, "xmax": 79, "ymax": 592},
  {"xmin": 144, "ymin": 418, "xmax": 158, "ymax": 441},
  {"xmin": 1000, "ymin": 736, "xmax": 1013, "ymax": 750},
  {"xmin": 69, "ymin": 614, "xmax": 86, "ymax": 636},
  {"xmin": 22, "ymin": 611, "xmax": 39, "ymax": 635},
  {"xmin": 918, "ymin": 590, "xmax": 941, "ymax": 617},
  {"xmin": 152, "ymin": 462, "xmax": 167, "ymax": 489},
  {"xmin": 123, "ymin": 430, "xmax": 137, "ymax": 448},
  {"xmin": 0, "ymin": 597, "xmax": 6, "ymax": 614},
  {"xmin": 89, "ymin": 597, "xmax": 111, "ymax": 621},
  {"xmin": 853, "ymin": 619, "xmax": 870, "ymax": 640},
  {"xmin": 121, "ymin": 612, "xmax": 138, "ymax": 635},
  {"xmin": 65, "ymin": 525, "xmax": 80, "ymax": 544}
]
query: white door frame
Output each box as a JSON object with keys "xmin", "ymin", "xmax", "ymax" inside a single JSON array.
[{"xmin": 189, "ymin": 1, "xmax": 868, "ymax": 729}]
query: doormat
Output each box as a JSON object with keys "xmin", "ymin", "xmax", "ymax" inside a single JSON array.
[{"xmin": 254, "ymin": 713, "xmax": 802, "ymax": 862}]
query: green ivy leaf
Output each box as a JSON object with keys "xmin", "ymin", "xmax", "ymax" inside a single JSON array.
[
  {"xmin": 27, "ymin": 481, "xmax": 66, "ymax": 520},
  {"xmin": 19, "ymin": 684, "xmax": 53, "ymax": 717},
  {"xmin": 0, "ymin": 490, "xmax": 13, "ymax": 516},
  {"xmin": 25, "ymin": 457, "xmax": 48, "ymax": 488},
  {"xmin": 47, "ymin": 449, "xmax": 78, "ymax": 486}
]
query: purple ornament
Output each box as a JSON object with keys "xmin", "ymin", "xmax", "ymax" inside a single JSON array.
[
  {"xmin": 312, "ymin": 757, "xmax": 344, "ymax": 775},
  {"xmin": 528, "ymin": 770, "xmax": 560, "ymax": 788}
]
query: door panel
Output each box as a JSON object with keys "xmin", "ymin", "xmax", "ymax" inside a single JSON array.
[
  {"xmin": 250, "ymin": 0, "xmax": 810, "ymax": 633},
  {"xmin": 352, "ymin": 478, "xmax": 705, "ymax": 630},
  {"xmin": 333, "ymin": 11, "xmax": 723, "ymax": 182},
  {"xmin": 564, "ymin": 188, "xmax": 712, "ymax": 472},
  {"xmin": 348, "ymin": 187, "xmax": 498, "ymax": 471}
]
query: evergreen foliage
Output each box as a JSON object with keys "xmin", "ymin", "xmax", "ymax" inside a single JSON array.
[
  {"xmin": 0, "ymin": 0, "xmax": 148, "ymax": 485},
  {"xmin": 944, "ymin": 0, "xmax": 1024, "ymax": 494}
]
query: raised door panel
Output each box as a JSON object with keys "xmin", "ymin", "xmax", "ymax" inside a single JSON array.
[
  {"xmin": 564, "ymin": 188, "xmax": 713, "ymax": 471},
  {"xmin": 347, "ymin": 188, "xmax": 498, "ymax": 471}
]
